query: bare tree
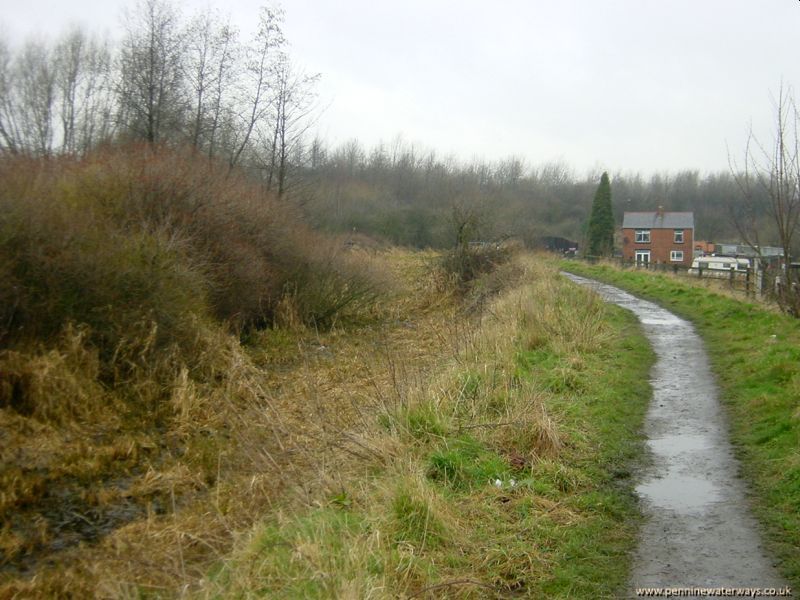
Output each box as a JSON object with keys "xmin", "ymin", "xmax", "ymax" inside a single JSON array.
[
  {"xmin": 342, "ymin": 138, "xmax": 364, "ymax": 177},
  {"xmin": 227, "ymin": 5, "xmax": 284, "ymax": 170},
  {"xmin": 9, "ymin": 40, "xmax": 57, "ymax": 155},
  {"xmin": 117, "ymin": 0, "xmax": 187, "ymax": 143},
  {"xmin": 184, "ymin": 10, "xmax": 238, "ymax": 155},
  {"xmin": 308, "ymin": 135, "xmax": 326, "ymax": 170},
  {"xmin": 731, "ymin": 84, "xmax": 800, "ymax": 314},
  {"xmin": 53, "ymin": 28, "xmax": 115, "ymax": 154},
  {"xmin": 495, "ymin": 156, "xmax": 526, "ymax": 190},
  {"xmin": 0, "ymin": 39, "xmax": 23, "ymax": 154},
  {"xmin": 78, "ymin": 37, "xmax": 116, "ymax": 152},
  {"xmin": 54, "ymin": 29, "xmax": 84, "ymax": 153},
  {"xmin": 262, "ymin": 54, "xmax": 319, "ymax": 197},
  {"xmin": 0, "ymin": 33, "xmax": 112, "ymax": 156}
]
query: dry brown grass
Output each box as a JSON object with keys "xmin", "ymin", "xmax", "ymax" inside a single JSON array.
[
  {"xmin": 191, "ymin": 252, "xmax": 593, "ymax": 599},
  {"xmin": 1, "ymin": 238, "xmax": 618, "ymax": 598},
  {"xmin": 0, "ymin": 146, "xmax": 394, "ymax": 597},
  {"xmin": 0, "ymin": 243, "xmax": 460, "ymax": 598}
]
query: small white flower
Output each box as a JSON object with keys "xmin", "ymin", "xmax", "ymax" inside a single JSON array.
[{"xmin": 493, "ymin": 479, "xmax": 503, "ymax": 488}]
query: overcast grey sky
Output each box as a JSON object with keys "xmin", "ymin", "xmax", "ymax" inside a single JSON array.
[{"xmin": 3, "ymin": 0, "xmax": 799, "ymax": 175}]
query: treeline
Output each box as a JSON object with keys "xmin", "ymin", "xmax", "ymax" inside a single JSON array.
[
  {"xmin": 0, "ymin": 0, "xmax": 779, "ymax": 250},
  {"xmin": 296, "ymin": 138, "xmax": 774, "ymax": 249},
  {"xmin": 0, "ymin": 0, "xmax": 317, "ymax": 195}
]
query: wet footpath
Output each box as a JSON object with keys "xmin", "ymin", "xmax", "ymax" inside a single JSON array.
[{"xmin": 562, "ymin": 274, "xmax": 788, "ymax": 594}]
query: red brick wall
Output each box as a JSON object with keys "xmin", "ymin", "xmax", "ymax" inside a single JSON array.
[{"xmin": 621, "ymin": 227, "xmax": 693, "ymax": 266}]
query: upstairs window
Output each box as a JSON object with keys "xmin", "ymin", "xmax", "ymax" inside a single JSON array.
[
  {"xmin": 674, "ymin": 229, "xmax": 684, "ymax": 243},
  {"xmin": 635, "ymin": 229, "xmax": 651, "ymax": 243}
]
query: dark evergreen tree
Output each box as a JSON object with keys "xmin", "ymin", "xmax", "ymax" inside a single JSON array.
[{"xmin": 587, "ymin": 171, "xmax": 614, "ymax": 256}]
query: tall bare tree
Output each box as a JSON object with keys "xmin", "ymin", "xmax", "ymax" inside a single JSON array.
[
  {"xmin": 54, "ymin": 29, "xmax": 84, "ymax": 154},
  {"xmin": 54, "ymin": 28, "xmax": 115, "ymax": 154},
  {"xmin": 117, "ymin": 0, "xmax": 187, "ymax": 143},
  {"xmin": 731, "ymin": 84, "xmax": 800, "ymax": 314},
  {"xmin": 0, "ymin": 39, "xmax": 23, "ymax": 154},
  {"xmin": 10, "ymin": 40, "xmax": 57, "ymax": 155},
  {"xmin": 78, "ymin": 37, "xmax": 116, "ymax": 152},
  {"xmin": 184, "ymin": 10, "xmax": 238, "ymax": 155},
  {"xmin": 227, "ymin": 6, "xmax": 284, "ymax": 170},
  {"xmin": 263, "ymin": 54, "xmax": 319, "ymax": 197}
]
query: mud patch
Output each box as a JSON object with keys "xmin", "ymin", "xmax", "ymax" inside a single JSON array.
[{"xmin": 1, "ymin": 477, "xmax": 148, "ymax": 576}]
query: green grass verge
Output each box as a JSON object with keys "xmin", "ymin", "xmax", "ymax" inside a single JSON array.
[
  {"xmin": 208, "ymin": 264, "xmax": 654, "ymax": 598},
  {"xmin": 561, "ymin": 260, "xmax": 800, "ymax": 586},
  {"xmin": 525, "ymin": 306, "xmax": 654, "ymax": 597}
]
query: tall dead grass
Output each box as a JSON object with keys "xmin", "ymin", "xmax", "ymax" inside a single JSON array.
[
  {"xmin": 203, "ymin": 254, "xmax": 619, "ymax": 598},
  {"xmin": 0, "ymin": 146, "xmax": 389, "ymax": 597}
]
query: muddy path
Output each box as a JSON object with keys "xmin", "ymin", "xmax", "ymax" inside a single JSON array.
[{"xmin": 563, "ymin": 273, "xmax": 787, "ymax": 592}]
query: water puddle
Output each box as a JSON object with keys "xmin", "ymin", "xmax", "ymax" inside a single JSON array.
[
  {"xmin": 648, "ymin": 433, "xmax": 712, "ymax": 457},
  {"xmin": 637, "ymin": 474, "xmax": 721, "ymax": 512},
  {"xmin": 639, "ymin": 315, "xmax": 683, "ymax": 326}
]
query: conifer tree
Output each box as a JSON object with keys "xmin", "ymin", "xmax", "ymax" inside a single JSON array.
[{"xmin": 587, "ymin": 171, "xmax": 614, "ymax": 256}]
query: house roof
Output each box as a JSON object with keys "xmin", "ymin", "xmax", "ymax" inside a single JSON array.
[{"xmin": 622, "ymin": 211, "xmax": 694, "ymax": 229}]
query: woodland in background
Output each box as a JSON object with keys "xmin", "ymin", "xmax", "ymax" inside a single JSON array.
[
  {"xmin": 297, "ymin": 142, "xmax": 778, "ymax": 251},
  {"xmin": 0, "ymin": 0, "xmax": 786, "ymax": 253},
  {"xmin": 0, "ymin": 0, "xmax": 317, "ymax": 197}
]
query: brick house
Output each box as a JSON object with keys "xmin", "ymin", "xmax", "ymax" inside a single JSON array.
[{"xmin": 621, "ymin": 210, "xmax": 694, "ymax": 266}]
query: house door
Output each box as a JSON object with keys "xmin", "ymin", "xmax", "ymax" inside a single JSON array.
[{"xmin": 635, "ymin": 250, "xmax": 651, "ymax": 266}]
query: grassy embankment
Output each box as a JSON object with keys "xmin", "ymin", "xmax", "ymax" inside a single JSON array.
[
  {"xmin": 561, "ymin": 260, "xmax": 800, "ymax": 586},
  {"xmin": 0, "ymin": 146, "xmax": 654, "ymax": 598},
  {"xmin": 204, "ymin": 257, "xmax": 654, "ymax": 599}
]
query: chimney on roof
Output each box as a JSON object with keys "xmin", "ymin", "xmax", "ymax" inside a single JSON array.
[{"xmin": 657, "ymin": 205, "xmax": 664, "ymax": 218}]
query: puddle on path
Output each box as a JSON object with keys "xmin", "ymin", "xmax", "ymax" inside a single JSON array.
[
  {"xmin": 648, "ymin": 434, "xmax": 712, "ymax": 457},
  {"xmin": 563, "ymin": 273, "xmax": 787, "ymax": 592},
  {"xmin": 638, "ymin": 474, "xmax": 721, "ymax": 512}
]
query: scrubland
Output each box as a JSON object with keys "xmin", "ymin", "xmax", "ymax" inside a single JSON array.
[{"xmin": 1, "ymin": 149, "xmax": 653, "ymax": 598}]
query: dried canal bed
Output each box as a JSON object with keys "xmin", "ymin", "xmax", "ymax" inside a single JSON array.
[{"xmin": 563, "ymin": 274, "xmax": 787, "ymax": 591}]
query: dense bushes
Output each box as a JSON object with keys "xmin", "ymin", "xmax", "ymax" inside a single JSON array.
[
  {"xmin": 0, "ymin": 146, "xmax": 383, "ymax": 370},
  {"xmin": 440, "ymin": 242, "xmax": 512, "ymax": 286}
]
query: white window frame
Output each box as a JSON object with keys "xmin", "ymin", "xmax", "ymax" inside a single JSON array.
[
  {"xmin": 674, "ymin": 229, "xmax": 684, "ymax": 243},
  {"xmin": 635, "ymin": 229, "xmax": 651, "ymax": 243},
  {"xmin": 670, "ymin": 250, "xmax": 684, "ymax": 262},
  {"xmin": 635, "ymin": 250, "xmax": 651, "ymax": 264}
]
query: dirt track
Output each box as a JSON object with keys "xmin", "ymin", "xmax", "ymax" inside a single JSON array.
[{"xmin": 563, "ymin": 274, "xmax": 788, "ymax": 594}]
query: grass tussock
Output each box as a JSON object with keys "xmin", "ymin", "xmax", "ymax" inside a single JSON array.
[{"xmin": 562, "ymin": 260, "xmax": 800, "ymax": 587}]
